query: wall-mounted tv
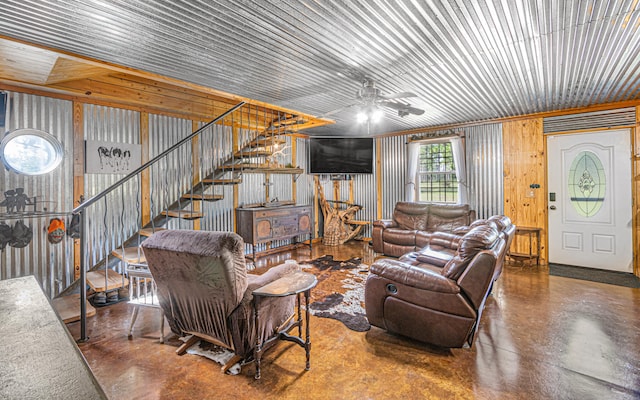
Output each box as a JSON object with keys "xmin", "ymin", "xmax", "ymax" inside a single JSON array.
[{"xmin": 308, "ymin": 137, "xmax": 374, "ymax": 174}]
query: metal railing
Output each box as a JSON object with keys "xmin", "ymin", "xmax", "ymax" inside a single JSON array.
[{"xmin": 73, "ymin": 102, "xmax": 245, "ymax": 341}]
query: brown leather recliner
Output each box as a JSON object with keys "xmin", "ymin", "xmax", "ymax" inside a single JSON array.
[
  {"xmin": 372, "ymin": 202, "xmax": 476, "ymax": 257},
  {"xmin": 141, "ymin": 230, "xmax": 298, "ymax": 373},
  {"xmin": 365, "ymin": 222, "xmax": 504, "ymax": 348}
]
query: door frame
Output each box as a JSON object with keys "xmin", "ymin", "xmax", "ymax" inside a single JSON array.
[{"xmin": 543, "ymin": 126, "xmax": 636, "ymax": 274}]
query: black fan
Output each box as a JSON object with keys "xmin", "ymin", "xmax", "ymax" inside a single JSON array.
[{"xmin": 322, "ymin": 78, "xmax": 425, "ymax": 118}]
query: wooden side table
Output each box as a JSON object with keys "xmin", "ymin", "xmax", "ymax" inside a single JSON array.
[
  {"xmin": 252, "ymin": 271, "xmax": 318, "ymax": 379},
  {"xmin": 508, "ymin": 226, "xmax": 541, "ymax": 266}
]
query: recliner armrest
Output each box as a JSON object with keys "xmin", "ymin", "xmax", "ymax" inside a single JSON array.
[
  {"xmin": 373, "ymin": 219, "xmax": 397, "ymax": 229},
  {"xmin": 370, "ymin": 259, "xmax": 459, "ymax": 293},
  {"xmin": 457, "ymin": 252, "xmax": 497, "ymax": 309},
  {"xmin": 244, "ymin": 262, "xmax": 299, "ymax": 301}
]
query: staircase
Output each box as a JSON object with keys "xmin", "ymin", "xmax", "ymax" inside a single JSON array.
[{"xmin": 68, "ymin": 107, "xmax": 307, "ymax": 334}]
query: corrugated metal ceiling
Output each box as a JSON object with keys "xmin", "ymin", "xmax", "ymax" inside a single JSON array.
[{"xmin": 1, "ymin": 0, "xmax": 639, "ymax": 136}]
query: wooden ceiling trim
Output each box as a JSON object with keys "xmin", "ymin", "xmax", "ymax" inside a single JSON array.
[
  {"xmin": 0, "ymin": 36, "xmax": 331, "ymax": 133},
  {"xmin": 46, "ymin": 57, "xmax": 113, "ymax": 84},
  {"xmin": 105, "ymin": 72, "xmax": 242, "ymax": 106}
]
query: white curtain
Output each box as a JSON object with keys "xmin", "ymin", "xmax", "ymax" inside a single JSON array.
[
  {"xmin": 450, "ymin": 136, "xmax": 468, "ymax": 204},
  {"xmin": 406, "ymin": 141, "xmax": 420, "ymax": 201}
]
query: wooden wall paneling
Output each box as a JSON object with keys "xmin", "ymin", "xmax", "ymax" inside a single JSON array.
[
  {"xmin": 348, "ymin": 179, "xmax": 354, "ymax": 205},
  {"xmin": 140, "ymin": 112, "xmax": 150, "ymax": 227},
  {"xmin": 191, "ymin": 120, "xmax": 201, "ymax": 231},
  {"xmin": 291, "ymin": 137, "xmax": 297, "ymax": 204},
  {"xmin": 313, "ymin": 176, "xmax": 320, "ymax": 240},
  {"xmin": 72, "ymin": 102, "xmax": 84, "ymax": 280},
  {"xmin": 635, "ymin": 106, "xmax": 640, "ymax": 276},
  {"xmin": 502, "ymin": 118, "xmax": 548, "ymax": 263},
  {"xmin": 376, "ymin": 138, "xmax": 383, "ymax": 219}
]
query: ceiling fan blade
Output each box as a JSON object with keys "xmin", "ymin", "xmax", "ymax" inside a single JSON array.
[
  {"xmin": 319, "ymin": 102, "xmax": 360, "ymax": 118},
  {"xmin": 379, "ymin": 91, "xmax": 417, "ymax": 100},
  {"xmin": 380, "ymin": 101, "xmax": 425, "ymax": 116}
]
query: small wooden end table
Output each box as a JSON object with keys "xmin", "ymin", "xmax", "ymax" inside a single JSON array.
[
  {"xmin": 252, "ymin": 271, "xmax": 318, "ymax": 379},
  {"xmin": 508, "ymin": 226, "xmax": 541, "ymax": 266}
]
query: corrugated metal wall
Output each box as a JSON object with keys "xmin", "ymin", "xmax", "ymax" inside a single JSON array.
[
  {"xmin": 295, "ymin": 137, "xmax": 315, "ymax": 242},
  {"xmin": 0, "ymin": 91, "xmax": 74, "ymax": 298},
  {"xmin": 465, "ymin": 123, "xmax": 504, "ymax": 219},
  {"xmin": 376, "ymin": 126, "xmax": 504, "ymax": 221},
  {"xmin": 543, "ymin": 107, "xmax": 636, "ymax": 133},
  {"xmin": 0, "ymin": 91, "xmax": 507, "ymax": 298},
  {"xmin": 198, "ymin": 121, "xmax": 235, "ymax": 233},
  {"xmin": 377, "ymin": 135, "xmax": 408, "ymax": 219},
  {"xmin": 84, "ymin": 105, "xmax": 141, "ymax": 267},
  {"xmin": 148, "ymin": 114, "xmax": 194, "ymax": 231}
]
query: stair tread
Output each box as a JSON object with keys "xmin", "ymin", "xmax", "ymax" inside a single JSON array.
[
  {"xmin": 52, "ymin": 294, "xmax": 96, "ymax": 323},
  {"xmin": 233, "ymin": 150, "xmax": 271, "ymax": 158},
  {"xmin": 201, "ymin": 178, "xmax": 242, "ymax": 185},
  {"xmin": 219, "ymin": 164, "xmax": 303, "ymax": 174},
  {"xmin": 139, "ymin": 227, "xmax": 166, "ymax": 237},
  {"xmin": 112, "ymin": 247, "xmax": 146, "ymax": 264},
  {"xmin": 181, "ymin": 193, "xmax": 223, "ymax": 201},
  {"xmin": 161, "ymin": 210, "xmax": 205, "ymax": 219},
  {"xmin": 86, "ymin": 270, "xmax": 129, "ymax": 292},
  {"xmin": 248, "ymin": 137, "xmax": 286, "ymax": 148}
]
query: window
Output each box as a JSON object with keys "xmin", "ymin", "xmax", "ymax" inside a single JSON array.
[
  {"xmin": 417, "ymin": 142, "xmax": 457, "ymax": 203},
  {"xmin": 568, "ymin": 150, "xmax": 605, "ymax": 217},
  {"xmin": 0, "ymin": 129, "xmax": 64, "ymax": 175}
]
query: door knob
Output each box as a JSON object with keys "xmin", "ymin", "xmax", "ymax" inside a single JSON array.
[{"xmin": 550, "ymin": 205, "xmax": 556, "ymax": 210}]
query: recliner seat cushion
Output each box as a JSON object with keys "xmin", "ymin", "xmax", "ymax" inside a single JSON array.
[
  {"xmin": 382, "ymin": 228, "xmax": 418, "ymax": 245},
  {"xmin": 370, "ymin": 259, "xmax": 459, "ymax": 293}
]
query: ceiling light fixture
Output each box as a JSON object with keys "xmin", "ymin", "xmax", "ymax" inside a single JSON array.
[{"xmin": 357, "ymin": 106, "xmax": 384, "ymax": 124}]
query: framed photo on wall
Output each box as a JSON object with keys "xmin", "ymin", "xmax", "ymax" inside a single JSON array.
[{"xmin": 85, "ymin": 140, "xmax": 141, "ymax": 174}]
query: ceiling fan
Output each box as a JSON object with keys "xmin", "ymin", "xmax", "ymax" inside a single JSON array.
[{"xmin": 322, "ymin": 78, "xmax": 425, "ymax": 119}]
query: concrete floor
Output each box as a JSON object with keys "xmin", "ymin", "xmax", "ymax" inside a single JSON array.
[{"xmin": 67, "ymin": 241, "xmax": 640, "ymax": 400}]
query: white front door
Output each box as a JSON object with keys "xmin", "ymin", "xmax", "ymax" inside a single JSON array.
[{"xmin": 547, "ymin": 129, "xmax": 632, "ymax": 272}]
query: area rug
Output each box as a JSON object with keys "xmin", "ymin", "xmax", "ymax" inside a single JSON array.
[
  {"xmin": 549, "ymin": 263, "xmax": 640, "ymax": 288},
  {"xmin": 299, "ymin": 255, "xmax": 371, "ymax": 332},
  {"xmin": 183, "ymin": 337, "xmax": 241, "ymax": 375}
]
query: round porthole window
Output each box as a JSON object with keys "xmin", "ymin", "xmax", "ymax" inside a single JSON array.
[{"xmin": 0, "ymin": 129, "xmax": 64, "ymax": 175}]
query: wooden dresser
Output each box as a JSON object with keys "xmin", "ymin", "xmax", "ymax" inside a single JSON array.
[{"xmin": 236, "ymin": 205, "xmax": 312, "ymax": 259}]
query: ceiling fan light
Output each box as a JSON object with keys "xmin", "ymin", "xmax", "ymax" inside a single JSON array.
[
  {"xmin": 356, "ymin": 111, "xmax": 368, "ymax": 123},
  {"xmin": 371, "ymin": 108, "xmax": 384, "ymax": 122}
]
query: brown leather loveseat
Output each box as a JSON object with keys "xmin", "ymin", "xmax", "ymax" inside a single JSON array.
[
  {"xmin": 365, "ymin": 221, "xmax": 505, "ymax": 348},
  {"xmin": 372, "ymin": 202, "xmax": 476, "ymax": 257}
]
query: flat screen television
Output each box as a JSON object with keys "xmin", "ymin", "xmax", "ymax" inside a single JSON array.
[{"xmin": 308, "ymin": 137, "xmax": 374, "ymax": 174}]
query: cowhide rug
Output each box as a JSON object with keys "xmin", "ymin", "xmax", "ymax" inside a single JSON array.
[{"xmin": 300, "ymin": 255, "xmax": 371, "ymax": 332}]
